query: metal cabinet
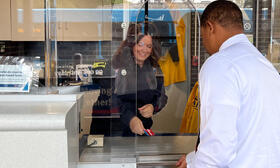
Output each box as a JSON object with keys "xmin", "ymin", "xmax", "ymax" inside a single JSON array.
[
  {"xmin": 11, "ymin": 0, "xmax": 45, "ymax": 41},
  {"xmin": 56, "ymin": 0, "xmax": 112, "ymax": 41},
  {"xmin": 0, "ymin": 0, "xmax": 12, "ymax": 40},
  {"xmin": 10, "ymin": 0, "xmax": 112, "ymax": 41}
]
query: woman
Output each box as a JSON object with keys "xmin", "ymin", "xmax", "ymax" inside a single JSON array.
[{"xmin": 112, "ymin": 23, "xmax": 168, "ymax": 136}]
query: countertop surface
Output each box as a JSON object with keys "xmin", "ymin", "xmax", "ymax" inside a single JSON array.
[
  {"xmin": 80, "ymin": 135, "xmax": 197, "ymax": 164},
  {"xmin": 0, "ymin": 101, "xmax": 76, "ymax": 131},
  {"xmin": 0, "ymin": 94, "xmax": 83, "ymax": 131}
]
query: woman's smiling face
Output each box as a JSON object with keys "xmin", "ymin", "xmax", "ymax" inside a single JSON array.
[{"xmin": 133, "ymin": 35, "xmax": 153, "ymax": 66}]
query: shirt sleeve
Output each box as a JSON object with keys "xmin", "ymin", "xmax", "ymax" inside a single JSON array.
[
  {"xmin": 186, "ymin": 151, "xmax": 196, "ymax": 168},
  {"xmin": 188, "ymin": 58, "xmax": 240, "ymax": 167},
  {"xmin": 153, "ymin": 76, "xmax": 168, "ymax": 114}
]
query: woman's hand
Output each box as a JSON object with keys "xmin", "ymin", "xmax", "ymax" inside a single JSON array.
[
  {"xmin": 176, "ymin": 155, "xmax": 187, "ymax": 168},
  {"xmin": 138, "ymin": 104, "xmax": 154, "ymax": 118},
  {"xmin": 129, "ymin": 116, "xmax": 145, "ymax": 135}
]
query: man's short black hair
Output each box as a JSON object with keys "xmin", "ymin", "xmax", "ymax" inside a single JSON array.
[{"xmin": 201, "ymin": 0, "xmax": 243, "ymax": 30}]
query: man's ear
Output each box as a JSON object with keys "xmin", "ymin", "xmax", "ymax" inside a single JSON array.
[{"xmin": 206, "ymin": 21, "xmax": 215, "ymax": 34}]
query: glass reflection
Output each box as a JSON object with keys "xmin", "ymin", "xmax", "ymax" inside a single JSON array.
[
  {"xmin": 88, "ymin": 0, "xmax": 198, "ymax": 137},
  {"xmin": 113, "ymin": 23, "xmax": 167, "ymax": 136}
]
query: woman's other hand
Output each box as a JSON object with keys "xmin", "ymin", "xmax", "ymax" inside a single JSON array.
[
  {"xmin": 129, "ymin": 116, "xmax": 145, "ymax": 135},
  {"xmin": 138, "ymin": 104, "xmax": 154, "ymax": 118}
]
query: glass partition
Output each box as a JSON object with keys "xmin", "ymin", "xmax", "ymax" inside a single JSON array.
[
  {"xmin": 77, "ymin": 0, "xmax": 200, "ymax": 165},
  {"xmin": 0, "ymin": 0, "xmax": 46, "ymax": 94},
  {"xmin": 83, "ymin": 0, "xmax": 200, "ymax": 138}
]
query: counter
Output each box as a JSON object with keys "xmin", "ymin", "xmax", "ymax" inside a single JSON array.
[
  {"xmin": 79, "ymin": 135, "xmax": 197, "ymax": 168},
  {"xmin": 0, "ymin": 94, "xmax": 83, "ymax": 168},
  {"xmin": 0, "ymin": 93, "xmax": 197, "ymax": 168}
]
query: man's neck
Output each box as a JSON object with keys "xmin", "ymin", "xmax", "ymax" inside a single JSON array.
[{"xmin": 216, "ymin": 24, "xmax": 244, "ymax": 52}]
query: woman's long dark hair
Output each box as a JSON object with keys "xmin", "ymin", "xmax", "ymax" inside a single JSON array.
[{"xmin": 112, "ymin": 23, "xmax": 161, "ymax": 69}]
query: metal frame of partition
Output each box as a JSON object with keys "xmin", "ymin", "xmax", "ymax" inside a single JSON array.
[{"xmin": 44, "ymin": 0, "xmax": 58, "ymax": 93}]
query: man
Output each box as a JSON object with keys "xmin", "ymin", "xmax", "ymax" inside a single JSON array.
[{"xmin": 176, "ymin": 0, "xmax": 280, "ymax": 167}]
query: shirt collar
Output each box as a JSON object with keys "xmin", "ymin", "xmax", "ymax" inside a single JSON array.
[{"xmin": 219, "ymin": 33, "xmax": 248, "ymax": 51}]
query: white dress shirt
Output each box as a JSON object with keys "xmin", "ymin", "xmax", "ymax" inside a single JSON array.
[{"xmin": 187, "ymin": 34, "xmax": 280, "ymax": 168}]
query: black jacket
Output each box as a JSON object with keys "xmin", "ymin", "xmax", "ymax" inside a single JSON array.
[{"xmin": 117, "ymin": 64, "xmax": 167, "ymax": 136}]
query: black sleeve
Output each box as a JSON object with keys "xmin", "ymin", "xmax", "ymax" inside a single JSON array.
[
  {"xmin": 153, "ymin": 76, "xmax": 168, "ymax": 114},
  {"xmin": 118, "ymin": 96, "xmax": 137, "ymax": 127}
]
